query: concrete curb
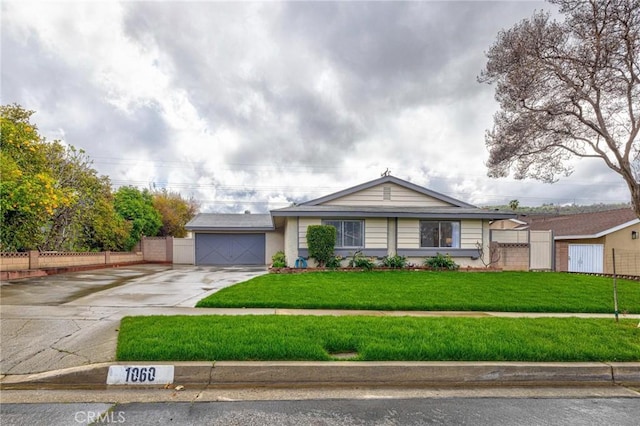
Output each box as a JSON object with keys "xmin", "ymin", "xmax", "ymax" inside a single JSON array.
[{"xmin": 1, "ymin": 362, "xmax": 638, "ymax": 390}]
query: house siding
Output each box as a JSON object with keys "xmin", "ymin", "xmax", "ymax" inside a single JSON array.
[
  {"xmin": 297, "ymin": 217, "xmax": 387, "ymax": 250},
  {"xmin": 460, "ymin": 220, "xmax": 482, "ymax": 249},
  {"xmin": 266, "ymin": 231, "xmax": 284, "ymax": 266},
  {"xmin": 397, "ymin": 219, "xmax": 484, "ymax": 250},
  {"xmin": 395, "ymin": 218, "xmax": 486, "ymax": 266},
  {"xmin": 298, "ymin": 217, "xmax": 321, "ymax": 249},
  {"xmin": 365, "ymin": 218, "xmax": 387, "ymax": 249},
  {"xmin": 323, "ymin": 183, "xmax": 453, "ymax": 207},
  {"xmin": 397, "ymin": 219, "xmax": 420, "ymax": 248},
  {"xmin": 603, "ymin": 225, "xmax": 640, "ymax": 275},
  {"xmin": 290, "ymin": 215, "xmax": 491, "ymax": 267},
  {"xmin": 388, "ymin": 218, "xmax": 397, "ymax": 256}
]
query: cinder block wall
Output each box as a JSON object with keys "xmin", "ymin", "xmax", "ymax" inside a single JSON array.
[
  {"xmin": 141, "ymin": 237, "xmax": 173, "ymax": 262},
  {"xmin": 0, "ymin": 253, "xmax": 30, "ymax": 271},
  {"xmin": 495, "ymin": 243, "xmax": 529, "ymax": 271},
  {"xmin": 39, "ymin": 252, "xmax": 105, "ymax": 268}
]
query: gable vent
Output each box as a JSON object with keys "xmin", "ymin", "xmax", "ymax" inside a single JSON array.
[{"xmin": 383, "ymin": 186, "xmax": 391, "ymax": 200}]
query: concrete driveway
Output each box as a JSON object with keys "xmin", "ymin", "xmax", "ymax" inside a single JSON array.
[{"xmin": 0, "ymin": 265, "xmax": 267, "ymax": 375}]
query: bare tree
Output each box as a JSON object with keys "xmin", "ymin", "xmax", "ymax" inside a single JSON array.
[
  {"xmin": 476, "ymin": 241, "xmax": 501, "ymax": 268},
  {"xmin": 479, "ymin": 0, "xmax": 640, "ymax": 216}
]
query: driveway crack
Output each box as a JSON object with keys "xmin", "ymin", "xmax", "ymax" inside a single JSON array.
[{"xmin": 6, "ymin": 319, "xmax": 32, "ymax": 338}]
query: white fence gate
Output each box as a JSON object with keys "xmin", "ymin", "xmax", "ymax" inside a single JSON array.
[
  {"xmin": 530, "ymin": 231, "xmax": 553, "ymax": 270},
  {"xmin": 568, "ymin": 244, "xmax": 604, "ymax": 273},
  {"xmin": 173, "ymin": 238, "xmax": 195, "ymax": 265}
]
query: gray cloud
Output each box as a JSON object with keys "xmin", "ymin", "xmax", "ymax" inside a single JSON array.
[{"xmin": 1, "ymin": 0, "xmax": 630, "ymax": 212}]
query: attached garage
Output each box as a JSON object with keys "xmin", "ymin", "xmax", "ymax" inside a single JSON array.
[
  {"xmin": 186, "ymin": 213, "xmax": 277, "ymax": 266},
  {"xmin": 195, "ymin": 233, "xmax": 265, "ymax": 265}
]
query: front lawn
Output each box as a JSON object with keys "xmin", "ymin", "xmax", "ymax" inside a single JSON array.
[
  {"xmin": 196, "ymin": 271, "xmax": 640, "ymax": 313},
  {"xmin": 116, "ymin": 315, "xmax": 640, "ymax": 362}
]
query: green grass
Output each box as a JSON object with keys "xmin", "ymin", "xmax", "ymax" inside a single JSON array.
[
  {"xmin": 195, "ymin": 271, "xmax": 640, "ymax": 313},
  {"xmin": 116, "ymin": 315, "xmax": 640, "ymax": 362}
]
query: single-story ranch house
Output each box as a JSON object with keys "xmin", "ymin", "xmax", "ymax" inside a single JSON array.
[{"xmin": 185, "ymin": 175, "xmax": 516, "ymax": 267}]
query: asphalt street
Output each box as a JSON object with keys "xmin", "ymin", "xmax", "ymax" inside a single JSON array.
[{"xmin": 2, "ymin": 397, "xmax": 640, "ymax": 426}]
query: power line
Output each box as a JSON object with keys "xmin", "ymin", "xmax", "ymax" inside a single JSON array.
[{"xmin": 90, "ymin": 156, "xmax": 628, "ymax": 187}]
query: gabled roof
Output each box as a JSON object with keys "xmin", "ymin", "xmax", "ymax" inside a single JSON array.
[
  {"xmin": 298, "ymin": 175, "xmax": 476, "ymax": 208},
  {"xmin": 186, "ymin": 213, "xmax": 274, "ymax": 231},
  {"xmin": 526, "ymin": 208, "xmax": 638, "ymax": 239}
]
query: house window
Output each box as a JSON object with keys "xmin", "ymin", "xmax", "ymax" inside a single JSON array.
[
  {"xmin": 323, "ymin": 220, "xmax": 364, "ymax": 248},
  {"xmin": 420, "ymin": 221, "xmax": 460, "ymax": 248}
]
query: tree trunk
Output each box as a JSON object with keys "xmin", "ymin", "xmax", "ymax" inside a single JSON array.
[{"xmin": 626, "ymin": 178, "xmax": 640, "ymax": 219}]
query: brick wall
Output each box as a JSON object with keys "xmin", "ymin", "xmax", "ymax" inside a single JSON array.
[{"xmin": 555, "ymin": 242, "xmax": 569, "ymax": 272}]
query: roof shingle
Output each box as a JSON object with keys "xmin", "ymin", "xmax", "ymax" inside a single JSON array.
[
  {"xmin": 186, "ymin": 213, "xmax": 273, "ymax": 230},
  {"xmin": 525, "ymin": 208, "xmax": 638, "ymax": 237}
]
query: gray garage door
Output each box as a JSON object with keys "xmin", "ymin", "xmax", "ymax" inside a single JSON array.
[{"xmin": 195, "ymin": 234, "xmax": 266, "ymax": 265}]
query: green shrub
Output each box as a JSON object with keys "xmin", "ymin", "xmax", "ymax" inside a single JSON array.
[
  {"xmin": 325, "ymin": 255, "xmax": 343, "ymax": 270},
  {"xmin": 306, "ymin": 225, "xmax": 336, "ymax": 267},
  {"xmin": 381, "ymin": 255, "xmax": 407, "ymax": 269},
  {"xmin": 271, "ymin": 251, "xmax": 287, "ymax": 268},
  {"xmin": 348, "ymin": 251, "xmax": 376, "ymax": 271},
  {"xmin": 424, "ymin": 253, "xmax": 459, "ymax": 270}
]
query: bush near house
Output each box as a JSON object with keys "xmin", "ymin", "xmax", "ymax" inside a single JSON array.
[
  {"xmin": 306, "ymin": 225, "xmax": 336, "ymax": 267},
  {"xmin": 381, "ymin": 255, "xmax": 407, "ymax": 269},
  {"xmin": 424, "ymin": 253, "xmax": 459, "ymax": 270},
  {"xmin": 325, "ymin": 255, "xmax": 343, "ymax": 270},
  {"xmin": 271, "ymin": 251, "xmax": 287, "ymax": 268},
  {"xmin": 347, "ymin": 251, "xmax": 376, "ymax": 271}
]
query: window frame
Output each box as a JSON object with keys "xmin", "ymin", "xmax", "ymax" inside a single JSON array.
[
  {"xmin": 322, "ymin": 219, "xmax": 365, "ymax": 249},
  {"xmin": 419, "ymin": 220, "xmax": 461, "ymax": 248}
]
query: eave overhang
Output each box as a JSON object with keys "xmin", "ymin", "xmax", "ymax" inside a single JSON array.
[{"xmin": 270, "ymin": 207, "xmax": 515, "ymax": 220}]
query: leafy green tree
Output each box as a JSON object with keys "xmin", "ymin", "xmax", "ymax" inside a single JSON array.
[
  {"xmin": 152, "ymin": 189, "xmax": 199, "ymax": 237},
  {"xmin": 41, "ymin": 143, "xmax": 131, "ymax": 251},
  {"xmin": 114, "ymin": 186, "xmax": 162, "ymax": 249},
  {"xmin": 76, "ymin": 177, "xmax": 131, "ymax": 251},
  {"xmin": 0, "ymin": 104, "xmax": 72, "ymax": 250},
  {"xmin": 479, "ymin": 0, "xmax": 640, "ymax": 217}
]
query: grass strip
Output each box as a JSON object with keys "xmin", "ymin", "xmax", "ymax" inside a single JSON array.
[
  {"xmin": 117, "ymin": 315, "xmax": 640, "ymax": 362},
  {"xmin": 196, "ymin": 271, "xmax": 640, "ymax": 313}
]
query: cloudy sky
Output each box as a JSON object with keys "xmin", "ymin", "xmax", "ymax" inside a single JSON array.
[{"xmin": 1, "ymin": 0, "xmax": 631, "ymax": 213}]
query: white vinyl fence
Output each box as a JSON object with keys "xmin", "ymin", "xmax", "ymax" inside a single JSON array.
[{"xmin": 173, "ymin": 238, "xmax": 195, "ymax": 264}]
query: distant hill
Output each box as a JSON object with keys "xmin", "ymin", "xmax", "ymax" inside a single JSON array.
[{"xmin": 483, "ymin": 202, "xmax": 633, "ymax": 215}]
